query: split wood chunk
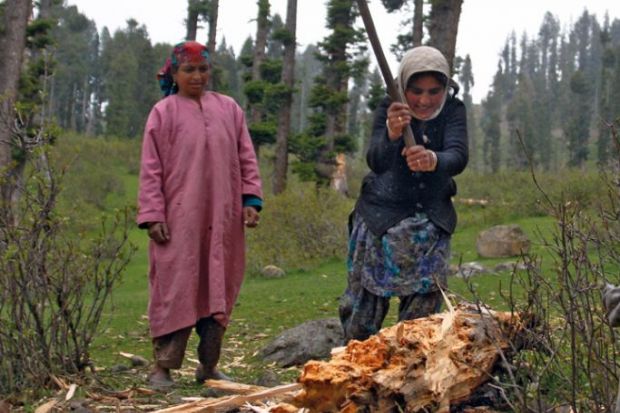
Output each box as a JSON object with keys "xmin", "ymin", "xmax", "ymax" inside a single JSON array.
[{"xmin": 295, "ymin": 304, "xmax": 522, "ymax": 413}]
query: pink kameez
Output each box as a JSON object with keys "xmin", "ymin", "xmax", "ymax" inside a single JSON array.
[{"xmin": 137, "ymin": 92, "xmax": 262, "ymax": 338}]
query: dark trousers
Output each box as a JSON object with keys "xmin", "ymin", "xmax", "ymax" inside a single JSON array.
[
  {"xmin": 339, "ymin": 286, "xmax": 443, "ymax": 343},
  {"xmin": 152, "ymin": 316, "xmax": 225, "ymax": 369}
]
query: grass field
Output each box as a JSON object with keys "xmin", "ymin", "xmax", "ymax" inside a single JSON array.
[
  {"xmin": 89, "ymin": 208, "xmax": 557, "ymax": 390},
  {"xmin": 10, "ymin": 136, "xmax": 616, "ymax": 409}
]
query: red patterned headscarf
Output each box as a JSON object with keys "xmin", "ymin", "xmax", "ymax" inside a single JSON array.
[{"xmin": 157, "ymin": 41, "xmax": 210, "ymax": 96}]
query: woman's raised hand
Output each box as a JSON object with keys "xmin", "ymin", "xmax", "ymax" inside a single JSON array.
[{"xmin": 386, "ymin": 102, "xmax": 412, "ymax": 141}]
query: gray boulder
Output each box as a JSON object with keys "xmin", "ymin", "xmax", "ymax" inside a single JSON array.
[
  {"xmin": 454, "ymin": 262, "xmax": 489, "ymax": 279},
  {"xmin": 260, "ymin": 265, "xmax": 286, "ymax": 278},
  {"xmin": 494, "ymin": 261, "xmax": 529, "ymax": 273},
  {"xmin": 260, "ymin": 318, "xmax": 343, "ymax": 367},
  {"xmin": 255, "ymin": 370, "xmax": 281, "ymax": 387},
  {"xmin": 476, "ymin": 224, "xmax": 531, "ymax": 258}
]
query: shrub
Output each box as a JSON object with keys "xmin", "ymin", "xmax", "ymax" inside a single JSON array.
[
  {"xmin": 0, "ymin": 146, "xmax": 135, "ymax": 398},
  {"xmin": 459, "ymin": 126, "xmax": 620, "ymax": 412},
  {"xmin": 245, "ymin": 183, "xmax": 354, "ymax": 273}
]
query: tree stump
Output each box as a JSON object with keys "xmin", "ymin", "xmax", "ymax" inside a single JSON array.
[{"xmin": 295, "ymin": 304, "xmax": 523, "ymax": 412}]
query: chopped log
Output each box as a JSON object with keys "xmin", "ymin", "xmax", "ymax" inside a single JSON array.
[{"xmin": 295, "ymin": 304, "xmax": 523, "ymax": 412}]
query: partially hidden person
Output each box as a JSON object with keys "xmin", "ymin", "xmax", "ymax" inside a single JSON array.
[
  {"xmin": 339, "ymin": 45, "xmax": 468, "ymax": 343},
  {"xmin": 137, "ymin": 41, "xmax": 263, "ymax": 388}
]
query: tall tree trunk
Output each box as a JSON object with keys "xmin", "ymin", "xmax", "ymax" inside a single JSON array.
[
  {"xmin": 412, "ymin": 0, "xmax": 423, "ymax": 46},
  {"xmin": 324, "ymin": 0, "xmax": 355, "ymax": 196},
  {"xmin": 427, "ymin": 0, "xmax": 463, "ymax": 72},
  {"xmin": 252, "ymin": 0, "xmax": 270, "ymax": 84},
  {"xmin": 249, "ymin": 0, "xmax": 270, "ymax": 157},
  {"xmin": 38, "ymin": 0, "xmax": 52, "ymax": 18},
  {"xmin": 0, "ymin": 0, "xmax": 31, "ymax": 172},
  {"xmin": 69, "ymin": 83, "xmax": 77, "ymax": 131},
  {"xmin": 272, "ymin": 0, "xmax": 297, "ymax": 195},
  {"xmin": 81, "ymin": 76, "xmax": 89, "ymax": 133},
  {"xmin": 186, "ymin": 0, "xmax": 200, "ymax": 40},
  {"xmin": 206, "ymin": 0, "xmax": 219, "ymax": 90}
]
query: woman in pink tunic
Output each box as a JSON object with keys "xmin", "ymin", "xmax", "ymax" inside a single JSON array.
[{"xmin": 137, "ymin": 41, "xmax": 262, "ymax": 388}]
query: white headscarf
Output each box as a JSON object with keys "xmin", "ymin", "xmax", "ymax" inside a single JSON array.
[{"xmin": 397, "ymin": 46, "xmax": 451, "ymax": 121}]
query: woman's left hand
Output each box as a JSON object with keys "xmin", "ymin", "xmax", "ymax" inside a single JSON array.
[
  {"xmin": 402, "ymin": 145, "xmax": 437, "ymax": 172},
  {"xmin": 243, "ymin": 206, "xmax": 260, "ymax": 228}
]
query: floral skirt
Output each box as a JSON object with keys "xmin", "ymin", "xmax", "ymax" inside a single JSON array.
[
  {"xmin": 347, "ymin": 212, "xmax": 449, "ymax": 297},
  {"xmin": 339, "ymin": 212, "xmax": 450, "ymax": 342}
]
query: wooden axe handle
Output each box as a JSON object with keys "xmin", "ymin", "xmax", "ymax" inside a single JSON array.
[{"xmin": 356, "ymin": 0, "xmax": 417, "ymax": 147}]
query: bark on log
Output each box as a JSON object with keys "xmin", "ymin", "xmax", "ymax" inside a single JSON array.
[{"xmin": 294, "ymin": 304, "xmax": 523, "ymax": 412}]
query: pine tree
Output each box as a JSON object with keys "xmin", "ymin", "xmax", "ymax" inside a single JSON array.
[
  {"xmin": 565, "ymin": 70, "xmax": 591, "ymax": 167},
  {"xmin": 598, "ymin": 14, "xmax": 614, "ymax": 164},
  {"xmin": 212, "ymin": 38, "xmax": 242, "ymax": 101},
  {"xmin": 0, "ymin": 0, "xmax": 32, "ymax": 171},
  {"xmin": 273, "ymin": 0, "xmax": 297, "ymax": 195},
  {"xmin": 457, "ymin": 55, "xmax": 476, "ymax": 170},
  {"xmin": 480, "ymin": 66, "xmax": 503, "ymax": 173},
  {"xmin": 290, "ymin": 45, "xmax": 322, "ymax": 133},
  {"xmin": 48, "ymin": 5, "xmax": 99, "ymax": 133},
  {"xmin": 243, "ymin": 0, "xmax": 272, "ymax": 158},
  {"xmin": 537, "ymin": 12, "xmax": 560, "ymax": 169},
  {"xmin": 289, "ymin": 0, "xmax": 363, "ymax": 192},
  {"xmin": 562, "ymin": 12, "xmax": 594, "ymax": 167},
  {"xmin": 100, "ymin": 20, "xmax": 161, "ymax": 138}
]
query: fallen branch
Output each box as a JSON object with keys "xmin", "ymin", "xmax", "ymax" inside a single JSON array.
[
  {"xmin": 153, "ymin": 383, "xmax": 302, "ymax": 413},
  {"xmin": 203, "ymin": 379, "xmax": 268, "ymax": 395}
]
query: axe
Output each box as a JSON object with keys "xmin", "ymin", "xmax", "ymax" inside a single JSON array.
[{"xmin": 356, "ymin": 0, "xmax": 418, "ymax": 147}]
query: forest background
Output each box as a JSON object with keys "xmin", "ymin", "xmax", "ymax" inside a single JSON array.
[
  {"xmin": 2, "ymin": 0, "xmax": 620, "ymax": 411},
  {"xmin": 15, "ymin": 0, "xmax": 620, "ymax": 179}
]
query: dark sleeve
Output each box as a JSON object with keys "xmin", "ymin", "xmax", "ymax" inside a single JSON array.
[
  {"xmin": 435, "ymin": 100, "xmax": 468, "ymax": 177},
  {"xmin": 242, "ymin": 194, "xmax": 263, "ymax": 212},
  {"xmin": 366, "ymin": 96, "xmax": 403, "ymax": 174}
]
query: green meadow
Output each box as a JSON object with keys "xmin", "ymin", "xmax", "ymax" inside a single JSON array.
[{"xmin": 6, "ymin": 134, "xmax": 618, "ymax": 409}]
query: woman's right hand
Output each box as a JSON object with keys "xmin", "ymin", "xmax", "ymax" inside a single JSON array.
[
  {"xmin": 148, "ymin": 222, "xmax": 170, "ymax": 243},
  {"xmin": 386, "ymin": 102, "xmax": 413, "ymax": 141}
]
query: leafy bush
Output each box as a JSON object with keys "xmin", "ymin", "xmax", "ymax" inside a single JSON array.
[{"xmin": 245, "ymin": 183, "xmax": 354, "ymax": 273}]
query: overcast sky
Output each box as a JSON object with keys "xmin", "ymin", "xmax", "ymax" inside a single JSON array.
[{"xmin": 65, "ymin": 0, "xmax": 620, "ymax": 103}]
